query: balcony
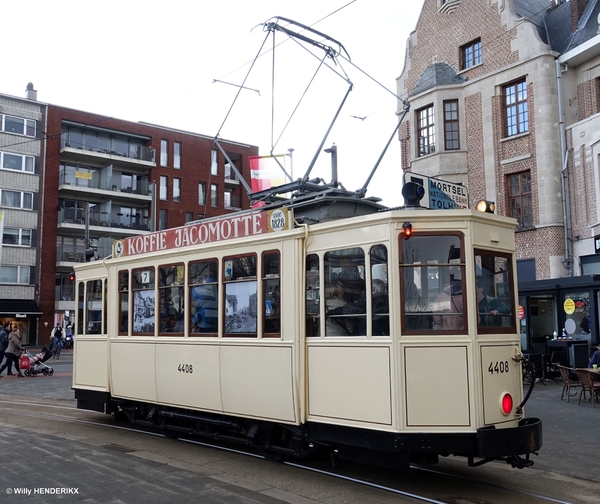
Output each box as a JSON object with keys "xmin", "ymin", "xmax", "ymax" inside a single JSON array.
[
  {"xmin": 60, "ymin": 142, "xmax": 155, "ymax": 169},
  {"xmin": 58, "ymin": 208, "xmax": 151, "ymax": 233}
]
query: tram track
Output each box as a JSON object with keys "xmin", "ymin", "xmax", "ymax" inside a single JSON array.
[{"xmin": 0, "ymin": 398, "xmax": 589, "ymax": 504}]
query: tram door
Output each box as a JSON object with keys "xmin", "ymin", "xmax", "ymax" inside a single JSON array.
[{"xmin": 305, "ymin": 245, "xmax": 393, "ymax": 426}]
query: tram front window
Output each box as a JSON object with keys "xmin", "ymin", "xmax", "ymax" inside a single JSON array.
[{"xmin": 400, "ymin": 234, "xmax": 466, "ymax": 333}]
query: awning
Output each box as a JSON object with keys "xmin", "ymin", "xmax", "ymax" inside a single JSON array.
[{"xmin": 0, "ymin": 300, "xmax": 42, "ymax": 316}]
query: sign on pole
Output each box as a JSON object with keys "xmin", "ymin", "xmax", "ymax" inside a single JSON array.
[{"xmin": 403, "ymin": 172, "xmax": 469, "ymax": 209}]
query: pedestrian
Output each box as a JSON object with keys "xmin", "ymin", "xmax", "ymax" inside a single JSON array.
[
  {"xmin": 0, "ymin": 322, "xmax": 11, "ymax": 375},
  {"xmin": 0, "ymin": 326, "xmax": 24, "ymax": 378}
]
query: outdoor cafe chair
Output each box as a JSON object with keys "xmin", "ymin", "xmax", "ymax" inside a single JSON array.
[
  {"xmin": 574, "ymin": 368, "xmax": 600, "ymax": 407},
  {"xmin": 556, "ymin": 364, "xmax": 581, "ymax": 402}
]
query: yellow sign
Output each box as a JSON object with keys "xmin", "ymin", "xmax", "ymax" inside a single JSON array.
[
  {"xmin": 75, "ymin": 171, "xmax": 92, "ymax": 180},
  {"xmin": 564, "ymin": 298, "xmax": 575, "ymax": 315}
]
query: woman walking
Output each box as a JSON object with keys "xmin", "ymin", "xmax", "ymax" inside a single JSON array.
[{"xmin": 0, "ymin": 327, "xmax": 24, "ymax": 378}]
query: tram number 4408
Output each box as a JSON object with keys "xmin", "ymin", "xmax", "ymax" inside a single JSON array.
[
  {"xmin": 178, "ymin": 364, "xmax": 193, "ymax": 373},
  {"xmin": 488, "ymin": 361, "xmax": 510, "ymax": 374}
]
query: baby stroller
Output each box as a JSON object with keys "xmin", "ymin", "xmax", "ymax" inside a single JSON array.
[{"xmin": 21, "ymin": 347, "xmax": 54, "ymax": 377}]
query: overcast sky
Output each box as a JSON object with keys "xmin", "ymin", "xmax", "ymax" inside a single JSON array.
[{"xmin": 2, "ymin": 0, "xmax": 423, "ymax": 206}]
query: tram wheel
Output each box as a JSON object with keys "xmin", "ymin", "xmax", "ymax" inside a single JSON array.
[{"xmin": 161, "ymin": 427, "xmax": 181, "ymax": 439}]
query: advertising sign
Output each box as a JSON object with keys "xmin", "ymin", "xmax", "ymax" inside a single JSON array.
[{"xmin": 403, "ymin": 172, "xmax": 469, "ymax": 209}]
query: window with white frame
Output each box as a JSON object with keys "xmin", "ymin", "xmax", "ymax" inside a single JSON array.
[
  {"xmin": 224, "ymin": 189, "xmax": 232, "ymax": 208},
  {"xmin": 504, "ymin": 80, "xmax": 528, "ymax": 137},
  {"xmin": 460, "ymin": 39, "xmax": 481, "ymax": 70},
  {"xmin": 0, "ymin": 114, "xmax": 36, "ymax": 137},
  {"xmin": 443, "ymin": 100, "xmax": 459, "ymax": 150},
  {"xmin": 2, "ymin": 228, "xmax": 32, "ymax": 246},
  {"xmin": 0, "ymin": 265, "xmax": 30, "ymax": 284},
  {"xmin": 198, "ymin": 182, "xmax": 206, "ymax": 206},
  {"xmin": 160, "ymin": 176, "xmax": 168, "ymax": 201},
  {"xmin": 211, "ymin": 183, "xmax": 218, "ymax": 207},
  {"xmin": 417, "ymin": 105, "xmax": 435, "ymax": 157},
  {"xmin": 159, "ymin": 209, "xmax": 168, "ymax": 231},
  {"xmin": 174, "ymin": 177, "xmax": 181, "ymax": 202},
  {"xmin": 211, "ymin": 149, "xmax": 218, "ymax": 176},
  {"xmin": 1, "ymin": 151, "xmax": 34, "ymax": 173},
  {"xmin": 0, "ymin": 189, "xmax": 34, "ymax": 209},
  {"xmin": 161, "ymin": 139, "xmax": 168, "ymax": 167},
  {"xmin": 174, "ymin": 142, "xmax": 181, "ymax": 169}
]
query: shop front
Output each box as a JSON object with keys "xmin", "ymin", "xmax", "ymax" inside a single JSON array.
[
  {"xmin": 0, "ymin": 299, "xmax": 42, "ymax": 346},
  {"xmin": 518, "ymin": 275, "xmax": 600, "ymax": 367}
]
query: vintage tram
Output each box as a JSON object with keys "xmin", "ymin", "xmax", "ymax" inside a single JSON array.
[{"xmin": 72, "ymin": 181, "xmax": 542, "ymax": 470}]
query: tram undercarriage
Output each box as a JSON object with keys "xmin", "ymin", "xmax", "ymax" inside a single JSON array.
[{"xmin": 75, "ymin": 390, "xmax": 541, "ymax": 470}]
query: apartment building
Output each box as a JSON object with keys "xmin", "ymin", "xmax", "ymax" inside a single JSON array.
[
  {"xmin": 0, "ymin": 84, "xmax": 44, "ymax": 345},
  {"xmin": 396, "ymin": 0, "xmax": 600, "ymax": 347},
  {"xmin": 0, "ymin": 86, "xmax": 258, "ymax": 345}
]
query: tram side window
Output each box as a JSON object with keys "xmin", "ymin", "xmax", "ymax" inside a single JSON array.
[
  {"xmin": 371, "ymin": 245, "xmax": 389, "ymax": 336},
  {"xmin": 324, "ymin": 247, "xmax": 366, "ymax": 336},
  {"xmin": 77, "ymin": 281, "xmax": 84, "ymax": 335},
  {"xmin": 474, "ymin": 250, "xmax": 515, "ymax": 331},
  {"xmin": 132, "ymin": 268, "xmax": 156, "ymax": 334},
  {"xmin": 306, "ymin": 254, "xmax": 320, "ymax": 337},
  {"xmin": 159, "ymin": 264, "xmax": 184, "ymax": 335},
  {"xmin": 224, "ymin": 254, "xmax": 257, "ymax": 336},
  {"xmin": 263, "ymin": 251, "xmax": 280, "ymax": 336},
  {"xmin": 103, "ymin": 279, "xmax": 108, "ymax": 335},
  {"xmin": 86, "ymin": 280, "xmax": 103, "ymax": 334},
  {"xmin": 400, "ymin": 234, "xmax": 465, "ymax": 333},
  {"xmin": 189, "ymin": 259, "xmax": 218, "ymax": 335},
  {"xmin": 118, "ymin": 271, "xmax": 129, "ymax": 335}
]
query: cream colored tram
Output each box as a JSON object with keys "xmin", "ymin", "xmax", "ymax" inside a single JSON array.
[{"xmin": 72, "ymin": 193, "xmax": 541, "ymax": 469}]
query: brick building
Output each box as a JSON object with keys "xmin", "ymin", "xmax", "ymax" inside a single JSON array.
[
  {"xmin": 397, "ymin": 0, "xmax": 600, "ymax": 347},
  {"xmin": 1, "ymin": 86, "xmax": 258, "ymax": 345}
]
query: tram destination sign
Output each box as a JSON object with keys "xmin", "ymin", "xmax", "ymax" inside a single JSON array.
[
  {"xmin": 113, "ymin": 207, "xmax": 288, "ymax": 258},
  {"xmin": 403, "ymin": 172, "xmax": 469, "ymax": 209}
]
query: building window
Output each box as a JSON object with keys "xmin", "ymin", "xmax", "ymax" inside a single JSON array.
[
  {"xmin": 160, "ymin": 139, "xmax": 168, "ymax": 167},
  {"xmin": 198, "ymin": 182, "xmax": 206, "ymax": 206},
  {"xmin": 1, "ymin": 152, "xmax": 34, "ymax": 173},
  {"xmin": 504, "ymin": 80, "xmax": 528, "ymax": 137},
  {"xmin": 508, "ymin": 171, "xmax": 532, "ymax": 228},
  {"xmin": 185, "ymin": 212, "xmax": 193, "ymax": 223},
  {"xmin": 211, "ymin": 149, "xmax": 218, "ymax": 176},
  {"xmin": 461, "ymin": 39, "xmax": 481, "ymax": 70},
  {"xmin": 173, "ymin": 178, "xmax": 181, "ymax": 202},
  {"xmin": 2, "ymin": 228, "xmax": 32, "ymax": 246},
  {"xmin": 224, "ymin": 190, "xmax": 232, "ymax": 208},
  {"xmin": 211, "ymin": 183, "xmax": 218, "ymax": 207},
  {"xmin": 174, "ymin": 142, "xmax": 181, "ymax": 169},
  {"xmin": 0, "ymin": 114, "xmax": 36, "ymax": 137},
  {"xmin": 417, "ymin": 105, "xmax": 435, "ymax": 157},
  {"xmin": 0, "ymin": 190, "xmax": 34, "ymax": 210},
  {"xmin": 0, "ymin": 265, "xmax": 30, "ymax": 284},
  {"xmin": 443, "ymin": 100, "xmax": 459, "ymax": 150},
  {"xmin": 159, "ymin": 176, "xmax": 168, "ymax": 201},
  {"xmin": 159, "ymin": 209, "xmax": 168, "ymax": 231}
]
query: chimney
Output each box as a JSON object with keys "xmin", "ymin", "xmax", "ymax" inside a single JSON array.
[
  {"xmin": 25, "ymin": 82, "xmax": 37, "ymax": 101},
  {"xmin": 571, "ymin": 0, "xmax": 590, "ymax": 31}
]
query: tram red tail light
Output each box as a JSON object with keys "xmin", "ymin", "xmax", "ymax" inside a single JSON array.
[
  {"xmin": 402, "ymin": 222, "xmax": 413, "ymax": 240},
  {"xmin": 501, "ymin": 393, "xmax": 513, "ymax": 415}
]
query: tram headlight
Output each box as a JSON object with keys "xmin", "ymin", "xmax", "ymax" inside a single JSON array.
[
  {"xmin": 501, "ymin": 392, "xmax": 513, "ymax": 415},
  {"xmin": 402, "ymin": 222, "xmax": 413, "ymax": 240},
  {"xmin": 475, "ymin": 199, "xmax": 495, "ymax": 213}
]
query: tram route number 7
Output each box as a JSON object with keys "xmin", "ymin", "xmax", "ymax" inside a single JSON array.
[
  {"xmin": 178, "ymin": 364, "xmax": 194, "ymax": 373},
  {"xmin": 488, "ymin": 361, "xmax": 510, "ymax": 374}
]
